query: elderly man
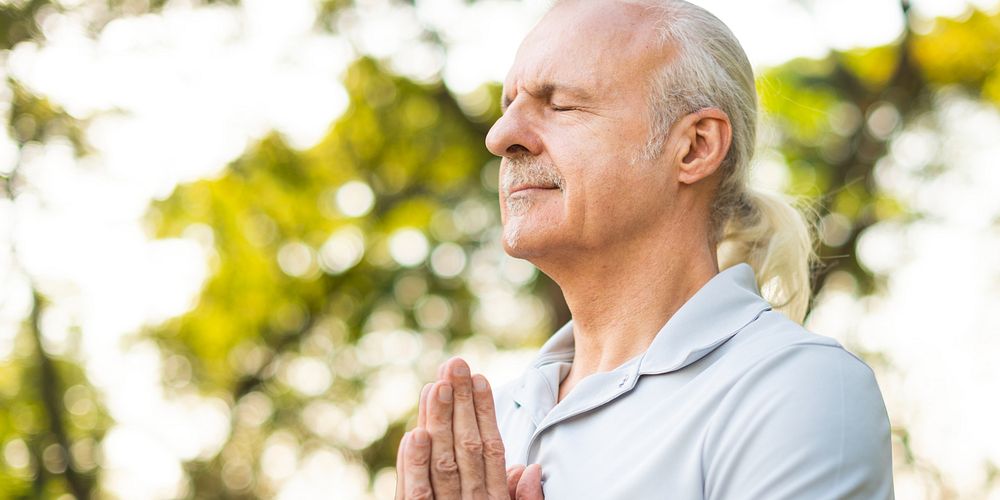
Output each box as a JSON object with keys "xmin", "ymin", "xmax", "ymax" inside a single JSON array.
[{"xmin": 395, "ymin": 0, "xmax": 894, "ymax": 498}]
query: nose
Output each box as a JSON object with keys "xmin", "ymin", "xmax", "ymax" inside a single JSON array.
[{"xmin": 485, "ymin": 102, "xmax": 542, "ymax": 158}]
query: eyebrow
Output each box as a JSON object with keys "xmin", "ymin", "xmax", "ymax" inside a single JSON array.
[{"xmin": 501, "ymin": 82, "xmax": 594, "ymax": 112}]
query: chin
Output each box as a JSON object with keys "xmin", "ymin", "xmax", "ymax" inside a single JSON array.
[
  {"xmin": 501, "ymin": 224, "xmax": 532, "ymax": 257},
  {"xmin": 500, "ymin": 222, "xmax": 556, "ymax": 261},
  {"xmin": 499, "ymin": 196, "xmax": 567, "ymax": 258}
]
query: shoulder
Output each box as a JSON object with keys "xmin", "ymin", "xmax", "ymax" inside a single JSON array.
[
  {"xmin": 712, "ymin": 309, "xmax": 888, "ymax": 432},
  {"xmin": 702, "ymin": 311, "xmax": 894, "ymax": 499},
  {"xmin": 718, "ymin": 309, "xmax": 877, "ymax": 384}
]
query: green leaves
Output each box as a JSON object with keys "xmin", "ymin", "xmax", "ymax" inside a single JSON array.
[
  {"xmin": 141, "ymin": 57, "xmax": 501, "ymax": 494},
  {"xmin": 4, "ymin": 1, "xmax": 1000, "ymax": 496}
]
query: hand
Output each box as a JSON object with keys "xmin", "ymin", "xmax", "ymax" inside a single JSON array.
[
  {"xmin": 395, "ymin": 357, "xmax": 544, "ymax": 499},
  {"xmin": 395, "ymin": 435, "xmax": 543, "ymax": 500}
]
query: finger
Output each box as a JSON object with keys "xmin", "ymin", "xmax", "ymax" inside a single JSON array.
[
  {"xmin": 445, "ymin": 357, "xmax": 487, "ymax": 499},
  {"xmin": 395, "ymin": 432, "xmax": 409, "ymax": 500},
  {"xmin": 515, "ymin": 463, "xmax": 544, "ymax": 500},
  {"xmin": 506, "ymin": 465, "xmax": 526, "ymax": 500},
  {"xmin": 418, "ymin": 382, "xmax": 433, "ymax": 429},
  {"xmin": 428, "ymin": 380, "xmax": 461, "ymax": 499},
  {"xmin": 404, "ymin": 428, "xmax": 434, "ymax": 500},
  {"xmin": 472, "ymin": 374, "xmax": 508, "ymax": 499}
]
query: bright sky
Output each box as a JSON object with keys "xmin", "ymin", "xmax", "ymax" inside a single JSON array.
[{"xmin": 1, "ymin": 0, "xmax": 999, "ymax": 498}]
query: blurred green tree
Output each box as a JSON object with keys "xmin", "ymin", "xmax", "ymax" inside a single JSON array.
[
  {"xmin": 0, "ymin": 86, "xmax": 108, "ymax": 499},
  {"xmin": 2, "ymin": 0, "xmax": 1000, "ymax": 497},
  {"xmin": 145, "ymin": 57, "xmax": 509, "ymax": 496}
]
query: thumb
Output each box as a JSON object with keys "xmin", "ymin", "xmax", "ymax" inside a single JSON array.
[{"xmin": 515, "ymin": 463, "xmax": 544, "ymax": 499}]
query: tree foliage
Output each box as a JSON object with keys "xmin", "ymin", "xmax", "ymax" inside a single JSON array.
[
  {"xmin": 142, "ymin": 57, "xmax": 503, "ymax": 495},
  {"xmin": 2, "ymin": 1, "xmax": 999, "ymax": 497}
]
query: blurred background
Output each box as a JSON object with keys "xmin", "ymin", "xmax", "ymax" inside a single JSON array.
[{"xmin": 1, "ymin": 0, "xmax": 999, "ymax": 498}]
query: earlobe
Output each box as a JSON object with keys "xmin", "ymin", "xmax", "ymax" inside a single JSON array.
[{"xmin": 676, "ymin": 108, "xmax": 732, "ymax": 185}]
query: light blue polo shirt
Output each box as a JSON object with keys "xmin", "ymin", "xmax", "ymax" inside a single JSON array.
[{"xmin": 494, "ymin": 263, "xmax": 894, "ymax": 499}]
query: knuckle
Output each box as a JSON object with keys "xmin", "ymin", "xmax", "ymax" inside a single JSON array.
[
  {"xmin": 430, "ymin": 411, "xmax": 450, "ymax": 426},
  {"xmin": 408, "ymin": 452, "xmax": 430, "ymax": 468},
  {"xmin": 408, "ymin": 485, "xmax": 433, "ymax": 500},
  {"xmin": 458, "ymin": 436, "xmax": 484, "ymax": 455},
  {"xmin": 482, "ymin": 437, "xmax": 506, "ymax": 459},
  {"xmin": 476, "ymin": 398, "xmax": 496, "ymax": 413},
  {"xmin": 453, "ymin": 389, "xmax": 474, "ymax": 402},
  {"xmin": 433, "ymin": 452, "xmax": 459, "ymax": 474},
  {"xmin": 428, "ymin": 405, "xmax": 450, "ymax": 425}
]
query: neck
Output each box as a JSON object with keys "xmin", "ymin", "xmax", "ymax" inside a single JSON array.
[{"xmin": 542, "ymin": 227, "xmax": 719, "ymax": 394}]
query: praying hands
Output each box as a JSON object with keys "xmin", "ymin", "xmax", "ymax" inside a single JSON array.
[{"xmin": 395, "ymin": 357, "xmax": 544, "ymax": 500}]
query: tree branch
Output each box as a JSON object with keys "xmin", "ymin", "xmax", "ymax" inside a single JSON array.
[{"xmin": 28, "ymin": 291, "xmax": 91, "ymax": 500}]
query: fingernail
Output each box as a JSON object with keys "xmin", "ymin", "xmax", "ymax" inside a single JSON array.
[
  {"xmin": 438, "ymin": 383, "xmax": 453, "ymax": 402},
  {"xmin": 473, "ymin": 375, "xmax": 488, "ymax": 391},
  {"xmin": 413, "ymin": 429, "xmax": 429, "ymax": 445},
  {"xmin": 452, "ymin": 362, "xmax": 470, "ymax": 376}
]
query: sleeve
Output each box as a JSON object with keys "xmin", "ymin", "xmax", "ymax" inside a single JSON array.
[{"xmin": 702, "ymin": 344, "xmax": 894, "ymax": 500}]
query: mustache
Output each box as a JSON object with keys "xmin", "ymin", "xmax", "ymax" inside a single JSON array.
[{"xmin": 501, "ymin": 157, "xmax": 565, "ymax": 195}]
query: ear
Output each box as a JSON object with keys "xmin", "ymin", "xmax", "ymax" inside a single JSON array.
[{"xmin": 671, "ymin": 108, "xmax": 732, "ymax": 185}]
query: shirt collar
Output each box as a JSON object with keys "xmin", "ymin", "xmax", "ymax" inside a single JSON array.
[
  {"xmin": 637, "ymin": 263, "xmax": 772, "ymax": 374},
  {"xmin": 509, "ymin": 264, "xmax": 772, "ymax": 436},
  {"xmin": 529, "ymin": 263, "xmax": 772, "ymax": 375}
]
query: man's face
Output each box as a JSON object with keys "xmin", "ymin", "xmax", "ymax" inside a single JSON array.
[{"xmin": 486, "ymin": 0, "xmax": 678, "ymax": 263}]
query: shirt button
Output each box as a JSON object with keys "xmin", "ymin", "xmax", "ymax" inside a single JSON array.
[{"xmin": 618, "ymin": 375, "xmax": 628, "ymax": 387}]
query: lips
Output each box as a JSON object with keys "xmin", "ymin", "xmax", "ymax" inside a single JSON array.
[
  {"xmin": 508, "ymin": 184, "xmax": 560, "ymax": 195},
  {"xmin": 501, "ymin": 156, "xmax": 565, "ymax": 197}
]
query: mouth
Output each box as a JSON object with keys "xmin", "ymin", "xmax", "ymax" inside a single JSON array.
[{"xmin": 508, "ymin": 184, "xmax": 560, "ymax": 196}]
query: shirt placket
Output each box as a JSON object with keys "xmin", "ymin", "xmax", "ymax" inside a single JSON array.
[{"xmin": 521, "ymin": 362, "xmax": 643, "ymax": 465}]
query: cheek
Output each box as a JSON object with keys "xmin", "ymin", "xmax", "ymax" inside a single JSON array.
[
  {"xmin": 546, "ymin": 125, "xmax": 656, "ymax": 218},
  {"xmin": 576, "ymin": 168, "xmax": 666, "ymax": 231}
]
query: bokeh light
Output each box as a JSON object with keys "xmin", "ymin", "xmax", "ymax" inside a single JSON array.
[{"xmin": 2, "ymin": 0, "xmax": 1000, "ymax": 498}]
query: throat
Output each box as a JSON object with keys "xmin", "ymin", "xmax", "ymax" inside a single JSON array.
[{"xmin": 549, "ymin": 246, "xmax": 720, "ymax": 392}]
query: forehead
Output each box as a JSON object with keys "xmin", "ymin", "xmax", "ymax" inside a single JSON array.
[{"xmin": 504, "ymin": 0, "xmax": 668, "ymax": 98}]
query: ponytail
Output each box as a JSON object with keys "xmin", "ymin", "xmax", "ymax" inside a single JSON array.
[{"xmin": 716, "ymin": 189, "xmax": 815, "ymax": 324}]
